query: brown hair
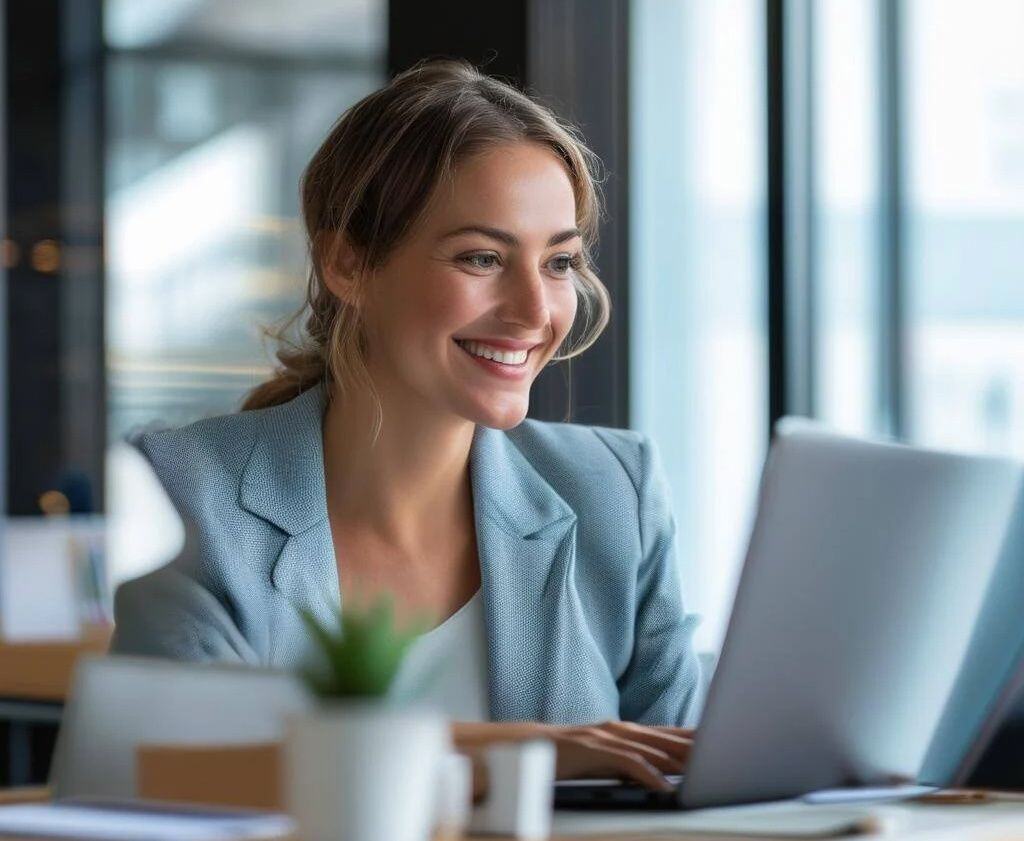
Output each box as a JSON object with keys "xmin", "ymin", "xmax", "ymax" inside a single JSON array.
[{"xmin": 242, "ymin": 56, "xmax": 611, "ymax": 431}]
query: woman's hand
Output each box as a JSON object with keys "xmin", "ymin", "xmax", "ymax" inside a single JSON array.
[{"xmin": 452, "ymin": 720, "xmax": 695, "ymax": 795}]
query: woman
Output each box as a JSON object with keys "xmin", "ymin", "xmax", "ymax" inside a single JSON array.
[{"xmin": 111, "ymin": 58, "xmax": 702, "ymax": 791}]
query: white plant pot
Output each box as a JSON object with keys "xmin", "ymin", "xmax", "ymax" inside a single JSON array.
[{"xmin": 285, "ymin": 702, "xmax": 448, "ymax": 841}]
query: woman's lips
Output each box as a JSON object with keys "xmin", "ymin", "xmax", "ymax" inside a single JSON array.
[{"xmin": 454, "ymin": 338, "xmax": 533, "ymax": 379}]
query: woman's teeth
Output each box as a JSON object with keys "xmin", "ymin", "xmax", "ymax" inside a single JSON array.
[{"xmin": 456, "ymin": 339, "xmax": 529, "ymax": 365}]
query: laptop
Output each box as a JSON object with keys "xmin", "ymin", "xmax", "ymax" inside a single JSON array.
[
  {"xmin": 556, "ymin": 417, "xmax": 1024, "ymax": 810},
  {"xmin": 50, "ymin": 655, "xmax": 313, "ymax": 800}
]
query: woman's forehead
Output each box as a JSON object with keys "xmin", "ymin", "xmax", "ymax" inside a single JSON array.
[{"xmin": 423, "ymin": 150, "xmax": 577, "ymax": 237}]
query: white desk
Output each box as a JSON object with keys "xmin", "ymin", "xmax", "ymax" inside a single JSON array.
[{"xmin": 552, "ymin": 796, "xmax": 1024, "ymax": 839}]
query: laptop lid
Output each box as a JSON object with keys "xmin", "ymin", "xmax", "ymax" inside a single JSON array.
[
  {"xmin": 919, "ymin": 480, "xmax": 1024, "ymax": 788},
  {"xmin": 681, "ymin": 419, "xmax": 1024, "ymax": 808}
]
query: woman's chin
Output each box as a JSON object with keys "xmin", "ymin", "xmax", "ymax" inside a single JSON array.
[{"xmin": 463, "ymin": 397, "xmax": 530, "ymax": 430}]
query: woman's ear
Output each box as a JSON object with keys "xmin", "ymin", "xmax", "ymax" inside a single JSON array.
[{"xmin": 319, "ymin": 231, "xmax": 364, "ymax": 308}]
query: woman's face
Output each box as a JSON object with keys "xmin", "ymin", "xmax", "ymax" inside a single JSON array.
[{"xmin": 359, "ymin": 141, "xmax": 581, "ymax": 430}]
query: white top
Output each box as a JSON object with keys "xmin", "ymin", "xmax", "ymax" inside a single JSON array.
[{"xmin": 388, "ymin": 590, "xmax": 490, "ymax": 721}]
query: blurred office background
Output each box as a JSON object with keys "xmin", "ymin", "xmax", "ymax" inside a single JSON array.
[{"xmin": 1, "ymin": 0, "xmax": 1022, "ymax": 658}]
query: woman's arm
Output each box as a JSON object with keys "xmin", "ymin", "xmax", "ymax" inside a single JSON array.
[
  {"xmin": 109, "ymin": 524, "xmax": 259, "ymax": 664},
  {"xmin": 614, "ymin": 432, "xmax": 704, "ymax": 727}
]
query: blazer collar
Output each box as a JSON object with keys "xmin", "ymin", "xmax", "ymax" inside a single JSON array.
[
  {"xmin": 241, "ymin": 382, "xmax": 585, "ymax": 717},
  {"xmin": 469, "ymin": 422, "xmax": 576, "ymax": 539},
  {"xmin": 239, "ymin": 381, "xmax": 330, "ymax": 537},
  {"xmin": 239, "ymin": 380, "xmax": 576, "ymax": 541}
]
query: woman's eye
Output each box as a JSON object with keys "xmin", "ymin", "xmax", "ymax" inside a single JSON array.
[
  {"xmin": 550, "ymin": 254, "xmax": 582, "ymax": 275},
  {"xmin": 459, "ymin": 252, "xmax": 581, "ymax": 274},
  {"xmin": 461, "ymin": 253, "xmax": 500, "ymax": 270}
]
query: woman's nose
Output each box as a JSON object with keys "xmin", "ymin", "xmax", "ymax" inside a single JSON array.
[{"xmin": 497, "ymin": 264, "xmax": 548, "ymax": 329}]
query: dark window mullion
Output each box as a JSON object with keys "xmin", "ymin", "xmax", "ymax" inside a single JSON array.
[
  {"xmin": 766, "ymin": 0, "xmax": 788, "ymax": 433},
  {"xmin": 784, "ymin": 0, "xmax": 817, "ymax": 421},
  {"xmin": 877, "ymin": 0, "xmax": 906, "ymax": 438},
  {"xmin": 767, "ymin": 0, "xmax": 817, "ymax": 432}
]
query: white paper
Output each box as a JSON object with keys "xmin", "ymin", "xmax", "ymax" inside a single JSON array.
[
  {"xmin": 553, "ymin": 799, "xmax": 902, "ymax": 838},
  {"xmin": 0, "ymin": 803, "xmax": 294, "ymax": 841},
  {"xmin": 0, "ymin": 518, "xmax": 80, "ymax": 640}
]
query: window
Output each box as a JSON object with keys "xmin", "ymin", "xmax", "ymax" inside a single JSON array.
[
  {"xmin": 904, "ymin": 0, "xmax": 1024, "ymax": 458},
  {"xmin": 103, "ymin": 0, "xmax": 386, "ymax": 584},
  {"xmin": 632, "ymin": 0, "xmax": 1024, "ymax": 655},
  {"xmin": 813, "ymin": 0, "xmax": 881, "ymax": 435},
  {"xmin": 631, "ymin": 0, "xmax": 768, "ymax": 652},
  {"xmin": 105, "ymin": 0, "xmax": 386, "ymax": 439}
]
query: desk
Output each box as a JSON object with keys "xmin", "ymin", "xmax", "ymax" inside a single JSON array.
[
  {"xmin": 132, "ymin": 743, "xmax": 1024, "ymax": 839},
  {"xmin": 0, "ymin": 627, "xmax": 111, "ymax": 786},
  {"xmin": 1, "ymin": 788, "xmax": 1024, "ymax": 840},
  {"xmin": 552, "ymin": 797, "xmax": 1024, "ymax": 839}
]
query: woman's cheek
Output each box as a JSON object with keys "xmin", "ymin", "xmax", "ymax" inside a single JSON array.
[
  {"xmin": 552, "ymin": 284, "xmax": 579, "ymax": 343},
  {"xmin": 421, "ymin": 272, "xmax": 483, "ymax": 323}
]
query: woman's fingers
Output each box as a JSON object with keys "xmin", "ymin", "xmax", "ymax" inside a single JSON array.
[
  {"xmin": 651, "ymin": 724, "xmax": 697, "ymax": 739},
  {"xmin": 557, "ymin": 738, "xmax": 673, "ymax": 792},
  {"xmin": 609, "ymin": 721, "xmax": 696, "ymax": 741},
  {"xmin": 589, "ymin": 742, "xmax": 675, "ymax": 792},
  {"xmin": 599, "ymin": 721, "xmax": 694, "ymax": 763},
  {"xmin": 580, "ymin": 727, "xmax": 683, "ymax": 774}
]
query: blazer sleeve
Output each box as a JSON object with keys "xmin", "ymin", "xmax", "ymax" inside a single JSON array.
[
  {"xmin": 109, "ymin": 521, "xmax": 259, "ymax": 665},
  {"xmin": 615, "ymin": 433, "xmax": 704, "ymax": 727}
]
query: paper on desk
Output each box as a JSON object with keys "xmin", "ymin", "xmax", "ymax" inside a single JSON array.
[
  {"xmin": 553, "ymin": 799, "xmax": 899, "ymax": 838},
  {"xmin": 0, "ymin": 803, "xmax": 294, "ymax": 841}
]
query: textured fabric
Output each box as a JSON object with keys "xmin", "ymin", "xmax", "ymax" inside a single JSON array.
[
  {"xmin": 110, "ymin": 381, "xmax": 704, "ymax": 726},
  {"xmin": 388, "ymin": 589, "xmax": 490, "ymax": 721}
]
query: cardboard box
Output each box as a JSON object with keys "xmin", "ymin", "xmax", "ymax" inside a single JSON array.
[{"xmin": 136, "ymin": 742, "xmax": 283, "ymax": 811}]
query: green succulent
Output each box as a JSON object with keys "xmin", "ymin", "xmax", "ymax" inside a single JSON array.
[{"xmin": 298, "ymin": 594, "xmax": 429, "ymax": 699}]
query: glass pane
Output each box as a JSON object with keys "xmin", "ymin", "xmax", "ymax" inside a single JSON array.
[
  {"xmin": 105, "ymin": 2, "xmax": 385, "ymax": 438},
  {"xmin": 904, "ymin": 0, "xmax": 1024, "ymax": 458},
  {"xmin": 104, "ymin": 0, "xmax": 386, "ymax": 584},
  {"xmin": 631, "ymin": 0, "xmax": 767, "ymax": 652},
  {"xmin": 813, "ymin": 0, "xmax": 881, "ymax": 435}
]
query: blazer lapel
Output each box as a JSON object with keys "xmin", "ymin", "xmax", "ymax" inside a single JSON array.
[
  {"xmin": 238, "ymin": 382, "xmax": 339, "ymax": 664},
  {"xmin": 237, "ymin": 385, "xmax": 595, "ymax": 717},
  {"xmin": 471, "ymin": 425, "xmax": 595, "ymax": 722}
]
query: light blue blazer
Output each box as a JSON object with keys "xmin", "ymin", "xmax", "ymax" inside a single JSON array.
[{"xmin": 110, "ymin": 381, "xmax": 703, "ymax": 726}]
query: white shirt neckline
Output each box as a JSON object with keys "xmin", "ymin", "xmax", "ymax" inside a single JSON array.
[{"xmin": 388, "ymin": 588, "xmax": 490, "ymax": 721}]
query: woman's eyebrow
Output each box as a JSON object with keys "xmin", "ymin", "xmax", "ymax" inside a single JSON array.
[{"xmin": 438, "ymin": 224, "xmax": 581, "ymax": 248}]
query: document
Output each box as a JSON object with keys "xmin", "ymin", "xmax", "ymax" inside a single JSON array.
[{"xmin": 0, "ymin": 802, "xmax": 294, "ymax": 841}]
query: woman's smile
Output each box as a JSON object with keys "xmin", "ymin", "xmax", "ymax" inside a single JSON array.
[{"xmin": 454, "ymin": 337, "xmax": 535, "ymax": 379}]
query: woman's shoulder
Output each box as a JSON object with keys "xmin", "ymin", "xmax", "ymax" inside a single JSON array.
[
  {"xmin": 505, "ymin": 418, "xmax": 655, "ymax": 499},
  {"xmin": 129, "ymin": 385, "xmax": 322, "ymax": 487},
  {"xmin": 129, "ymin": 405, "xmax": 265, "ymax": 482}
]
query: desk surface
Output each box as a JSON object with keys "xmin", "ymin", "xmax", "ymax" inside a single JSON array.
[
  {"xmin": 552, "ymin": 796, "xmax": 1024, "ymax": 839},
  {"xmin": 0, "ymin": 625, "xmax": 110, "ymax": 702},
  {"xmin": 2, "ymin": 788, "xmax": 1024, "ymax": 840}
]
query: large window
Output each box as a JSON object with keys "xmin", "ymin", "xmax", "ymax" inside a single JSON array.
[
  {"xmin": 630, "ymin": 0, "xmax": 768, "ymax": 653},
  {"xmin": 632, "ymin": 0, "xmax": 1024, "ymax": 655},
  {"xmin": 103, "ymin": 0, "xmax": 386, "ymax": 584},
  {"xmin": 904, "ymin": 0, "xmax": 1024, "ymax": 458},
  {"xmin": 812, "ymin": 0, "xmax": 1024, "ymax": 455},
  {"xmin": 813, "ymin": 0, "xmax": 881, "ymax": 436},
  {"xmin": 105, "ymin": 0, "xmax": 385, "ymax": 439}
]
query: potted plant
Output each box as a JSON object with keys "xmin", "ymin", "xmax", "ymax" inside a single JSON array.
[{"xmin": 284, "ymin": 596, "xmax": 449, "ymax": 841}]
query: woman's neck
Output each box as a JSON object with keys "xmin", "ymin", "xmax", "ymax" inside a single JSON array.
[{"xmin": 321, "ymin": 378, "xmax": 476, "ymax": 554}]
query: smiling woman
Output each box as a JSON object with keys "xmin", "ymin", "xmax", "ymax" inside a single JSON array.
[{"xmin": 109, "ymin": 57, "xmax": 703, "ymax": 791}]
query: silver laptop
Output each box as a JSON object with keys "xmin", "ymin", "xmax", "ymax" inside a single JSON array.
[
  {"xmin": 558, "ymin": 417, "xmax": 1024, "ymax": 809},
  {"xmin": 50, "ymin": 655, "xmax": 313, "ymax": 800}
]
